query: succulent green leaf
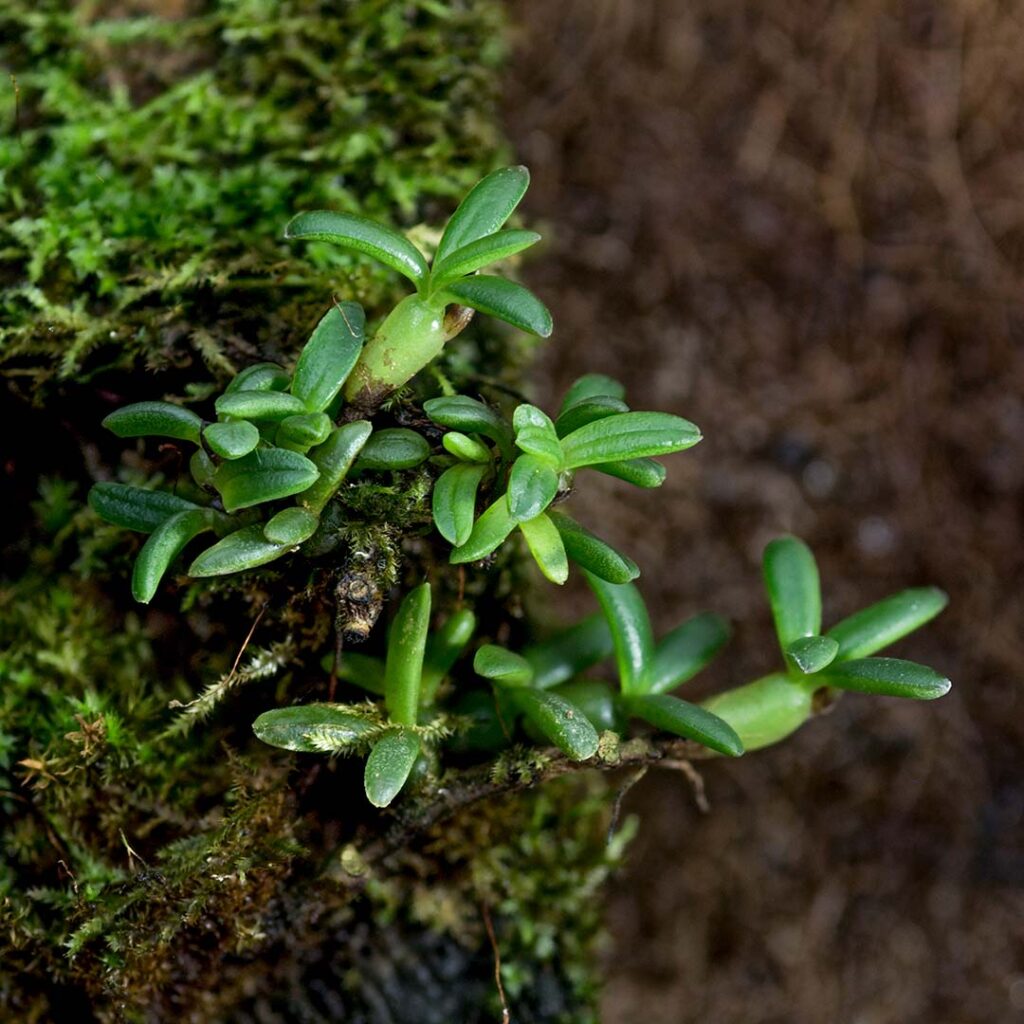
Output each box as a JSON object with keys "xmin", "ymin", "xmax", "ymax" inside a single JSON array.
[
  {"xmin": 276, "ymin": 412, "xmax": 332, "ymax": 451},
  {"xmin": 190, "ymin": 449, "xmax": 216, "ymax": 488},
  {"xmin": 552, "ymin": 680, "xmax": 619, "ymax": 732},
  {"xmin": 519, "ymin": 513, "xmax": 569, "ymax": 584},
  {"xmin": 423, "ymin": 395, "xmax": 514, "ymax": 459},
  {"xmin": 431, "ymin": 229, "xmax": 541, "ymax": 289},
  {"xmin": 330, "ymin": 652, "xmax": 386, "ymax": 696},
  {"xmin": 203, "ymin": 420, "xmax": 260, "ymax": 460},
  {"xmin": 212, "ymin": 449, "xmax": 320, "ymax": 512},
  {"xmin": 522, "ymin": 613, "xmax": 614, "ymax": 690},
  {"xmin": 253, "ymin": 703, "xmax": 377, "ymax": 752},
  {"xmin": 647, "ymin": 613, "xmax": 730, "ymax": 694},
  {"xmin": 384, "ymin": 582, "xmax": 431, "ymax": 726},
  {"xmin": 450, "ymin": 495, "xmax": 517, "ymax": 564},
  {"xmin": 628, "ymin": 693, "xmax": 743, "ymax": 757},
  {"xmin": 432, "ymin": 462, "xmax": 487, "ymax": 546},
  {"xmin": 300, "ymin": 421, "xmax": 372, "ymax": 514},
  {"xmin": 445, "ymin": 276, "xmax": 553, "ymax": 338},
  {"xmin": 285, "ymin": 210, "xmax": 429, "ymax": 284},
  {"xmin": 511, "ymin": 689, "xmax": 599, "ymax": 761},
  {"xmin": 88, "ymin": 483, "xmax": 203, "ymax": 533},
  {"xmin": 102, "ymin": 402, "xmax": 203, "ymax": 444},
  {"xmin": 188, "ymin": 524, "xmax": 295, "ymax": 577},
  {"xmin": 585, "ymin": 574, "xmax": 655, "ymax": 697},
  {"xmin": 554, "ymin": 396, "xmax": 629, "ymax": 438},
  {"xmin": 215, "ymin": 390, "xmax": 308, "ymax": 423},
  {"xmin": 701, "ymin": 673, "xmax": 815, "ymax": 751},
  {"xmin": 547, "ymin": 510, "xmax": 639, "ymax": 584},
  {"xmin": 435, "ymin": 166, "xmax": 531, "ymax": 262},
  {"xmin": 822, "ymin": 657, "xmax": 951, "ymax": 700},
  {"xmin": 225, "ymin": 362, "xmax": 291, "ymax": 394},
  {"xmin": 474, "ymin": 644, "xmax": 535, "ymax": 688},
  {"xmin": 442, "ymin": 431, "xmax": 492, "ymax": 463},
  {"xmin": 353, "ymin": 428, "xmax": 431, "ymax": 472},
  {"xmin": 291, "ymin": 303, "xmax": 365, "ymax": 413},
  {"xmin": 558, "ymin": 373, "xmax": 626, "ymax": 414},
  {"xmin": 131, "ymin": 509, "xmax": 216, "ymax": 603},
  {"xmin": 561, "ymin": 411, "xmax": 701, "ymax": 468},
  {"xmin": 826, "ymin": 587, "xmax": 949, "ymax": 661},
  {"xmin": 786, "ymin": 635, "xmax": 840, "ymax": 675},
  {"xmin": 263, "ymin": 507, "xmax": 319, "ymax": 545},
  {"xmin": 507, "ymin": 454, "xmax": 559, "ymax": 522},
  {"xmin": 364, "ymin": 730, "xmax": 421, "ymax": 808},
  {"xmin": 763, "ymin": 535, "xmax": 822, "ymax": 653},
  {"xmin": 421, "ymin": 608, "xmax": 477, "ymax": 703},
  {"xmin": 592, "ymin": 458, "xmax": 667, "ymax": 489},
  {"xmin": 513, "ymin": 405, "xmax": 563, "ymax": 465}
]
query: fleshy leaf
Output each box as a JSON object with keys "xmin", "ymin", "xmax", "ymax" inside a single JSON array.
[
  {"xmin": 353, "ymin": 428, "xmax": 431, "ymax": 471},
  {"xmin": 450, "ymin": 495, "xmax": 517, "ymax": 564},
  {"xmin": 102, "ymin": 401, "xmax": 203, "ymax": 444},
  {"xmin": 213, "ymin": 449, "xmax": 320, "ymax": 512},
  {"xmin": 445, "ymin": 276, "xmax": 553, "ymax": 338},
  {"xmin": 523, "ymin": 613, "xmax": 614, "ymax": 690},
  {"xmin": 431, "ymin": 229, "xmax": 541, "ymax": 289},
  {"xmin": 548, "ymin": 510, "xmax": 639, "ymax": 584},
  {"xmin": 263, "ymin": 507, "xmax": 319, "ymax": 545},
  {"xmin": 552, "ymin": 680, "xmax": 619, "ymax": 732},
  {"xmin": 507, "ymin": 454, "xmax": 559, "ymax": 522},
  {"xmin": 214, "ymin": 391, "xmax": 307, "ymax": 422},
  {"xmin": 332, "ymin": 652, "xmax": 386, "ymax": 696},
  {"xmin": 384, "ymin": 582, "xmax": 431, "ymax": 726},
  {"xmin": 188, "ymin": 524, "xmax": 293, "ymax": 577},
  {"xmin": 822, "ymin": 657, "xmax": 951, "ymax": 699},
  {"xmin": 827, "ymin": 587, "xmax": 949, "ymax": 661},
  {"xmin": 291, "ymin": 303, "xmax": 365, "ymax": 413},
  {"xmin": 253, "ymin": 703, "xmax": 377, "ymax": 752},
  {"xmin": 300, "ymin": 421, "xmax": 372, "ymax": 514},
  {"xmin": 225, "ymin": 362, "xmax": 291, "ymax": 394},
  {"xmin": 511, "ymin": 689, "xmax": 599, "ymax": 761},
  {"xmin": 423, "ymin": 396, "xmax": 513, "ymax": 459},
  {"xmin": 763, "ymin": 536, "xmax": 822, "ymax": 652},
  {"xmin": 435, "ymin": 166, "xmax": 531, "ymax": 263},
  {"xmin": 132, "ymin": 509, "xmax": 216, "ymax": 603},
  {"xmin": 519, "ymin": 513, "xmax": 569, "ymax": 584},
  {"xmin": 473, "ymin": 644, "xmax": 534, "ymax": 688},
  {"xmin": 561, "ymin": 411, "xmax": 701, "ymax": 468},
  {"xmin": 432, "ymin": 462, "xmax": 487, "ymax": 546},
  {"xmin": 286, "ymin": 210, "xmax": 429, "ymax": 284},
  {"xmin": 585, "ymin": 574, "xmax": 655, "ymax": 697},
  {"xmin": 364, "ymin": 730, "xmax": 421, "ymax": 807},
  {"xmin": 558, "ymin": 374, "xmax": 626, "ymax": 414},
  {"xmin": 554, "ymin": 396, "xmax": 629, "ymax": 439},
  {"xmin": 276, "ymin": 412, "xmax": 332, "ymax": 452},
  {"xmin": 88, "ymin": 483, "xmax": 203, "ymax": 533},
  {"xmin": 786, "ymin": 635, "xmax": 840, "ymax": 675},
  {"xmin": 421, "ymin": 608, "xmax": 477, "ymax": 703},
  {"xmin": 441, "ymin": 431, "xmax": 492, "ymax": 464},
  {"xmin": 628, "ymin": 693, "xmax": 743, "ymax": 757},
  {"xmin": 203, "ymin": 420, "xmax": 259, "ymax": 460},
  {"xmin": 701, "ymin": 673, "xmax": 814, "ymax": 751},
  {"xmin": 647, "ymin": 613, "xmax": 730, "ymax": 694},
  {"xmin": 592, "ymin": 458, "xmax": 667, "ymax": 489}
]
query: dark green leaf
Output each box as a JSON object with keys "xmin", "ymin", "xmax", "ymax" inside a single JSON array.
[
  {"xmin": 561, "ymin": 412, "xmax": 701, "ymax": 468},
  {"xmin": 822, "ymin": 657, "xmax": 951, "ymax": 699},
  {"xmin": 423, "ymin": 395, "xmax": 513, "ymax": 459},
  {"xmin": 763, "ymin": 535, "xmax": 822, "ymax": 652},
  {"xmin": 132, "ymin": 509, "xmax": 215, "ymax": 603},
  {"xmin": 225, "ymin": 362, "xmax": 291, "ymax": 394},
  {"xmin": 431, "ymin": 229, "xmax": 541, "ymax": 289},
  {"xmin": 511, "ymin": 689, "xmax": 599, "ymax": 761},
  {"xmin": 701, "ymin": 673, "xmax": 814, "ymax": 751},
  {"xmin": 441, "ymin": 431, "xmax": 492, "ymax": 463},
  {"xmin": 88, "ymin": 482, "xmax": 202, "ymax": 533},
  {"xmin": 827, "ymin": 587, "xmax": 949, "ymax": 660},
  {"xmin": 523, "ymin": 613, "xmax": 614, "ymax": 690},
  {"xmin": 263, "ymin": 507, "xmax": 319, "ymax": 545},
  {"xmin": 786, "ymin": 635, "xmax": 840, "ymax": 675},
  {"xmin": 353, "ymin": 428, "xmax": 431, "ymax": 471},
  {"xmin": 513, "ymin": 404, "xmax": 563, "ymax": 466},
  {"xmin": 592, "ymin": 458, "xmax": 667, "ymax": 489},
  {"xmin": 203, "ymin": 420, "xmax": 260, "ymax": 460},
  {"xmin": 647, "ymin": 613, "xmax": 730, "ymax": 694},
  {"xmin": 276, "ymin": 412, "xmax": 332, "ymax": 451},
  {"xmin": 445, "ymin": 275, "xmax": 553, "ymax": 337},
  {"xmin": 253, "ymin": 703, "xmax": 376, "ymax": 752},
  {"xmin": 548, "ymin": 510, "xmax": 639, "ymax": 584},
  {"xmin": 507, "ymin": 454, "xmax": 559, "ymax": 522},
  {"xmin": 364, "ymin": 730, "xmax": 421, "ymax": 807},
  {"xmin": 334, "ymin": 652, "xmax": 386, "ymax": 696},
  {"xmin": 554, "ymin": 396, "xmax": 629, "ymax": 438},
  {"xmin": 432, "ymin": 462, "xmax": 487, "ymax": 546},
  {"xmin": 585, "ymin": 574, "xmax": 655, "ymax": 697},
  {"xmin": 188, "ymin": 524, "xmax": 293, "ymax": 577},
  {"xmin": 552, "ymin": 680, "xmax": 619, "ymax": 732},
  {"xmin": 384, "ymin": 582, "xmax": 431, "ymax": 726},
  {"xmin": 519, "ymin": 513, "xmax": 569, "ymax": 584},
  {"xmin": 450, "ymin": 495, "xmax": 517, "ymax": 564},
  {"xmin": 559, "ymin": 374, "xmax": 627, "ymax": 414},
  {"xmin": 213, "ymin": 449, "xmax": 320, "ymax": 512},
  {"xmin": 291, "ymin": 303, "xmax": 365, "ymax": 413},
  {"xmin": 421, "ymin": 608, "xmax": 477, "ymax": 703},
  {"xmin": 286, "ymin": 210, "xmax": 428, "ymax": 284},
  {"xmin": 628, "ymin": 693, "xmax": 743, "ymax": 757},
  {"xmin": 435, "ymin": 166, "xmax": 531, "ymax": 263},
  {"xmin": 102, "ymin": 401, "xmax": 203, "ymax": 444},
  {"xmin": 214, "ymin": 391, "xmax": 307, "ymax": 422},
  {"xmin": 300, "ymin": 421, "xmax": 372, "ymax": 514},
  {"xmin": 474, "ymin": 644, "xmax": 534, "ymax": 688},
  {"xmin": 190, "ymin": 449, "xmax": 216, "ymax": 488}
]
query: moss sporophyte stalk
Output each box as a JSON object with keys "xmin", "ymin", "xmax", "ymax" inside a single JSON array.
[{"xmin": 90, "ymin": 167, "xmax": 951, "ymax": 812}]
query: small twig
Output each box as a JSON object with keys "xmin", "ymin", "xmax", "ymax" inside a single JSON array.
[
  {"xmin": 481, "ymin": 902, "xmax": 510, "ymax": 1024},
  {"xmin": 607, "ymin": 765, "xmax": 648, "ymax": 845},
  {"xmin": 230, "ymin": 604, "xmax": 267, "ymax": 680},
  {"xmin": 119, "ymin": 829, "xmax": 148, "ymax": 871},
  {"xmin": 659, "ymin": 759, "xmax": 710, "ymax": 813}
]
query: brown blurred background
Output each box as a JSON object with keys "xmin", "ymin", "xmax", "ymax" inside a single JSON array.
[{"xmin": 504, "ymin": 1, "xmax": 1024, "ymax": 1021}]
